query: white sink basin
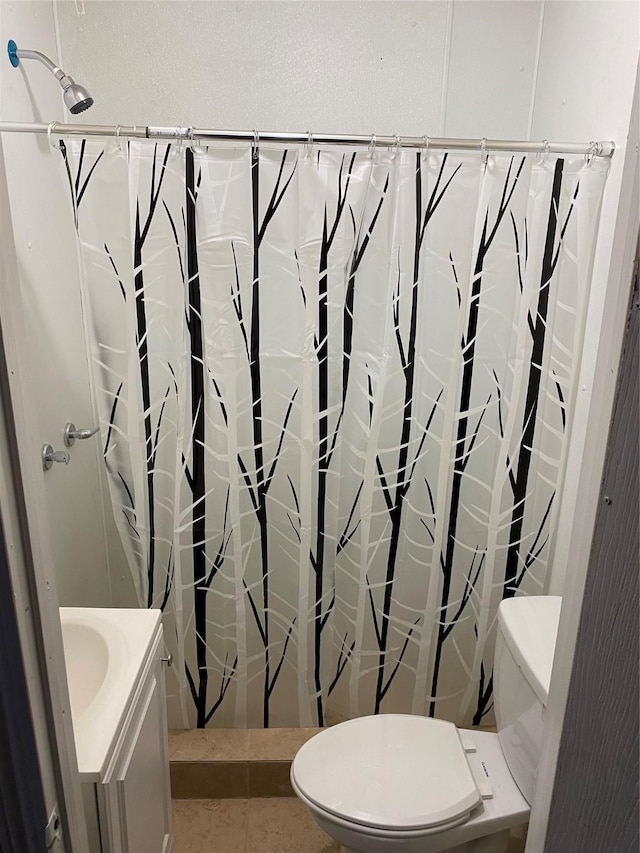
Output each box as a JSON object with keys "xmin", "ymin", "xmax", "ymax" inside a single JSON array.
[
  {"xmin": 59, "ymin": 607, "xmax": 161, "ymax": 779},
  {"xmin": 61, "ymin": 620, "xmax": 110, "ymax": 719}
]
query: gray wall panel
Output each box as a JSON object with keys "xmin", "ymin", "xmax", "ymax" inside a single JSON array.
[{"xmin": 545, "ymin": 258, "xmax": 639, "ymax": 852}]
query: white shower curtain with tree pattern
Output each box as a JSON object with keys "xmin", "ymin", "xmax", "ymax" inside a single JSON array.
[{"xmin": 60, "ymin": 139, "xmax": 608, "ymax": 728}]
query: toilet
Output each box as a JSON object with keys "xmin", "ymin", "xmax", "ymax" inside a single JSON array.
[{"xmin": 291, "ymin": 596, "xmax": 562, "ymax": 853}]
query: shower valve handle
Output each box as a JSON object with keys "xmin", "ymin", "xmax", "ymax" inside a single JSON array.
[{"xmin": 64, "ymin": 422, "xmax": 99, "ymax": 446}]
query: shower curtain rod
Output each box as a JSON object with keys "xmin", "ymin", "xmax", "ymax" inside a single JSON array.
[{"xmin": 0, "ymin": 121, "xmax": 615, "ymax": 158}]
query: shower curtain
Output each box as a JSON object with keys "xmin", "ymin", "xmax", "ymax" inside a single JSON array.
[{"xmin": 60, "ymin": 139, "xmax": 608, "ymax": 728}]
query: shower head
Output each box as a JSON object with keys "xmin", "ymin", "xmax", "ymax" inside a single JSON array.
[
  {"xmin": 62, "ymin": 81, "xmax": 93, "ymax": 115},
  {"xmin": 7, "ymin": 39, "xmax": 94, "ymax": 115}
]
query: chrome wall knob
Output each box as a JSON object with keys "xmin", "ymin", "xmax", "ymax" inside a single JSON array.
[
  {"xmin": 42, "ymin": 444, "xmax": 70, "ymax": 471},
  {"xmin": 64, "ymin": 422, "xmax": 99, "ymax": 446}
]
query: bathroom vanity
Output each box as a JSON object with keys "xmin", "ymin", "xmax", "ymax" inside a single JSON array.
[{"xmin": 60, "ymin": 608, "xmax": 172, "ymax": 853}]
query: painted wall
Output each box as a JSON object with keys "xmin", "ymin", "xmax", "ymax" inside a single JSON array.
[
  {"xmin": 55, "ymin": 0, "xmax": 543, "ymax": 139},
  {"xmin": 0, "ymin": 0, "xmax": 129, "ymax": 606}
]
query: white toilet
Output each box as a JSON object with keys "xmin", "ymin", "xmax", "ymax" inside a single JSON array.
[{"xmin": 291, "ymin": 596, "xmax": 562, "ymax": 853}]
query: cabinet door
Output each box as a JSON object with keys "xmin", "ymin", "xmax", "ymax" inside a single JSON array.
[{"xmin": 115, "ymin": 667, "xmax": 171, "ymax": 852}]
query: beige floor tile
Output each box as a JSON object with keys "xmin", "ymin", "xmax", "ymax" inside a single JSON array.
[
  {"xmin": 172, "ymin": 799, "xmax": 250, "ymax": 853},
  {"xmin": 248, "ymin": 761, "xmax": 294, "ymax": 797},
  {"xmin": 171, "ymin": 761, "xmax": 249, "ymax": 799},
  {"xmin": 248, "ymin": 727, "xmax": 323, "ymax": 760},
  {"xmin": 169, "ymin": 728, "xmax": 249, "ymax": 761},
  {"xmin": 172, "ymin": 797, "xmax": 526, "ymax": 853},
  {"xmin": 246, "ymin": 798, "xmax": 340, "ymax": 853}
]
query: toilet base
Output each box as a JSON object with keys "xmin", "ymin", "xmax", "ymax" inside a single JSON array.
[
  {"xmin": 338, "ymin": 828, "xmax": 510, "ymax": 853},
  {"xmin": 294, "ymin": 730, "xmax": 529, "ymax": 853}
]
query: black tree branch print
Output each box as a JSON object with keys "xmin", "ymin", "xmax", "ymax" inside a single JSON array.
[
  {"xmin": 372, "ymin": 153, "xmax": 460, "ymax": 713},
  {"xmin": 472, "ymin": 158, "xmax": 580, "ymax": 724},
  {"xmin": 429, "ymin": 156, "xmax": 526, "ymax": 717},
  {"xmin": 246, "ymin": 149, "xmax": 298, "ymax": 726}
]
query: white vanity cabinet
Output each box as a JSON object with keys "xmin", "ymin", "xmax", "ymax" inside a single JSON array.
[{"xmin": 80, "ymin": 624, "xmax": 172, "ymax": 853}]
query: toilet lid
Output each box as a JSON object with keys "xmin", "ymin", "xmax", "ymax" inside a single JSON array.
[{"xmin": 291, "ymin": 715, "xmax": 481, "ymax": 831}]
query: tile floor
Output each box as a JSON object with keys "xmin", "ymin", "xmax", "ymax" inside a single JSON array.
[
  {"xmin": 172, "ymin": 797, "xmax": 339, "ymax": 853},
  {"xmin": 172, "ymin": 798, "xmax": 528, "ymax": 853},
  {"xmin": 169, "ymin": 727, "xmax": 323, "ymax": 799},
  {"xmin": 169, "ymin": 727, "xmax": 323, "ymax": 762}
]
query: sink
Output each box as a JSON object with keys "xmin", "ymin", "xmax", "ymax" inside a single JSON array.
[
  {"xmin": 59, "ymin": 607, "xmax": 161, "ymax": 779},
  {"xmin": 60, "ymin": 620, "xmax": 109, "ymax": 719}
]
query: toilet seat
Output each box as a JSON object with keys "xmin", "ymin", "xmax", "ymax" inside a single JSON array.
[{"xmin": 290, "ymin": 715, "xmax": 481, "ymax": 832}]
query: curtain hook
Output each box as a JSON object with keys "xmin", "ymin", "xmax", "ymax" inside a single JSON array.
[
  {"xmin": 585, "ymin": 140, "xmax": 598, "ymax": 167},
  {"xmin": 305, "ymin": 130, "xmax": 314, "ymax": 161},
  {"xmin": 392, "ymin": 134, "xmax": 401, "ymax": 159},
  {"xmin": 368, "ymin": 133, "xmax": 377, "ymax": 160},
  {"xmin": 47, "ymin": 121, "xmax": 62, "ymax": 151},
  {"xmin": 539, "ymin": 139, "xmax": 550, "ymax": 164},
  {"xmin": 114, "ymin": 124, "xmax": 126, "ymax": 152},
  {"xmin": 173, "ymin": 127, "xmax": 183, "ymax": 155},
  {"xmin": 480, "ymin": 137, "xmax": 488, "ymax": 168},
  {"xmin": 188, "ymin": 126, "xmax": 202, "ymax": 154},
  {"xmin": 421, "ymin": 135, "xmax": 431, "ymax": 162},
  {"xmin": 253, "ymin": 128, "xmax": 260, "ymax": 161}
]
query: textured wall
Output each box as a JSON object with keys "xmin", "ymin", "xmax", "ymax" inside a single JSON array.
[
  {"xmin": 0, "ymin": 1, "xmax": 118, "ymax": 606},
  {"xmin": 544, "ymin": 259, "xmax": 639, "ymax": 853},
  {"xmin": 56, "ymin": 0, "xmax": 542, "ymax": 138}
]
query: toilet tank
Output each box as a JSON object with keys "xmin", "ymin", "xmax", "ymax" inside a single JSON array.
[{"xmin": 493, "ymin": 596, "xmax": 562, "ymax": 804}]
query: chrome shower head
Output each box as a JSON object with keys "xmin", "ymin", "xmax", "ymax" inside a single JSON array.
[
  {"xmin": 7, "ymin": 39, "xmax": 94, "ymax": 115},
  {"xmin": 62, "ymin": 79, "xmax": 94, "ymax": 115}
]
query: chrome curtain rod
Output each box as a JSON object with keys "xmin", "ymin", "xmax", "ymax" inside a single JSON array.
[{"xmin": 0, "ymin": 121, "xmax": 615, "ymax": 158}]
